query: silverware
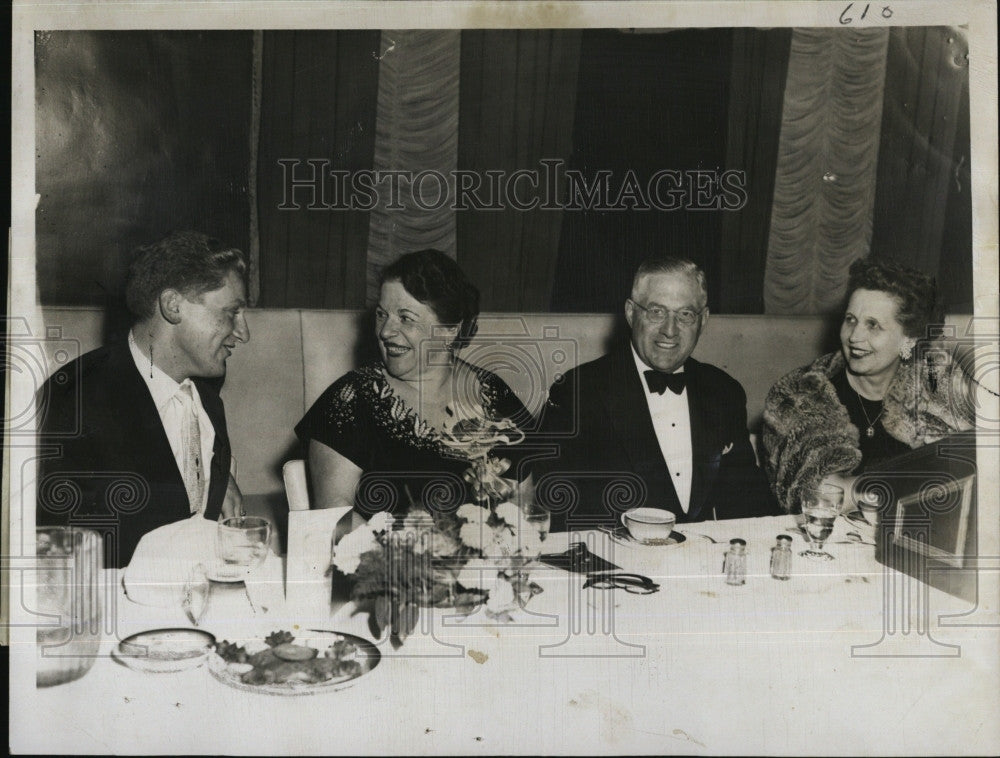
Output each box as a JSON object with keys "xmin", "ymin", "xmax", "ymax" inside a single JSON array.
[
  {"xmin": 182, "ymin": 564, "xmax": 210, "ymax": 626},
  {"xmin": 835, "ymin": 531, "xmax": 876, "ymax": 546},
  {"xmin": 243, "ymin": 584, "xmax": 258, "ymax": 615},
  {"xmin": 680, "ymin": 531, "xmax": 719, "ymax": 544}
]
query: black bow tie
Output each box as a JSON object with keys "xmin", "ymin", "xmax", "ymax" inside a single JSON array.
[{"xmin": 644, "ymin": 369, "xmax": 686, "ymax": 395}]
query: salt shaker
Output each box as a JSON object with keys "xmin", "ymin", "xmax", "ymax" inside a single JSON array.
[
  {"xmin": 770, "ymin": 534, "xmax": 793, "ymax": 580},
  {"xmin": 723, "ymin": 538, "xmax": 747, "ymax": 586}
]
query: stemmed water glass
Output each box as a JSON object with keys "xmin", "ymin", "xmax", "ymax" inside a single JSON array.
[
  {"xmin": 799, "ymin": 484, "xmax": 845, "ymax": 560},
  {"xmin": 522, "ymin": 501, "xmax": 551, "ymax": 546}
]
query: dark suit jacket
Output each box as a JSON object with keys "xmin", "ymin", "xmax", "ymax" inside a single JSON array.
[
  {"xmin": 534, "ymin": 343, "xmax": 778, "ymax": 530},
  {"xmin": 36, "ymin": 341, "xmax": 231, "ymax": 568}
]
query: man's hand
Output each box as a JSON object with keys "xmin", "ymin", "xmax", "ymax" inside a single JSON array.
[{"xmin": 221, "ymin": 473, "xmax": 244, "ymax": 519}]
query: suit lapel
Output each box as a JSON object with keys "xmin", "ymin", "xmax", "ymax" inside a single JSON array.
[
  {"xmin": 606, "ymin": 346, "xmax": 682, "ymax": 515},
  {"xmin": 108, "ymin": 344, "xmax": 181, "ymax": 482},
  {"xmin": 111, "ymin": 343, "xmax": 229, "ymax": 519}
]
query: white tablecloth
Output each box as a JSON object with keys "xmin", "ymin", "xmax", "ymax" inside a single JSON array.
[{"xmin": 12, "ymin": 515, "xmax": 1000, "ymax": 755}]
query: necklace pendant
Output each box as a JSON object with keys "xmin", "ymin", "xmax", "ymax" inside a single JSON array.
[{"xmin": 866, "ymin": 426, "xmax": 875, "ymax": 438}]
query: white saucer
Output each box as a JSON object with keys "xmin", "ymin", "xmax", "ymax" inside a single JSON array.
[
  {"xmin": 206, "ymin": 561, "xmax": 252, "ymax": 583},
  {"xmin": 113, "ymin": 628, "xmax": 215, "ymax": 674},
  {"xmin": 604, "ymin": 526, "xmax": 686, "ymax": 549}
]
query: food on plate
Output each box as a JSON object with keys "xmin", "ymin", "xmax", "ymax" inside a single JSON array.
[{"xmin": 214, "ymin": 630, "xmax": 362, "ymax": 686}]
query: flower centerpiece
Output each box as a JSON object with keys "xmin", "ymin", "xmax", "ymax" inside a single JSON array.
[{"xmin": 331, "ymin": 415, "xmax": 546, "ymax": 646}]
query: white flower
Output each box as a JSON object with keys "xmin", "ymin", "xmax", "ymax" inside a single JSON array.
[
  {"xmin": 485, "ymin": 575, "xmax": 515, "ymax": 614},
  {"xmin": 401, "ymin": 509, "xmax": 435, "ymax": 529},
  {"xmin": 332, "ymin": 551, "xmax": 361, "ymax": 574},
  {"xmin": 368, "ymin": 512, "xmax": 393, "ymax": 533},
  {"xmin": 454, "ymin": 558, "xmax": 494, "ymax": 591},
  {"xmin": 518, "ymin": 528, "xmax": 545, "ymax": 558},
  {"xmin": 495, "ymin": 501, "xmax": 521, "ymax": 526},
  {"xmin": 490, "ymin": 525, "xmax": 518, "ymax": 557},
  {"xmin": 457, "ymin": 503, "xmax": 488, "ymax": 525},
  {"xmin": 332, "ymin": 525, "xmax": 377, "ymax": 574},
  {"xmin": 406, "ymin": 529, "xmax": 459, "ymax": 556},
  {"xmin": 459, "ymin": 522, "xmax": 488, "ymax": 551}
]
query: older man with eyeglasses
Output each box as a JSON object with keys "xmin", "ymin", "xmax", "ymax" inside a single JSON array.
[{"xmin": 536, "ymin": 255, "xmax": 777, "ymax": 531}]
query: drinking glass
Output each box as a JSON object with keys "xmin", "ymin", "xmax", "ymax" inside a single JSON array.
[
  {"xmin": 215, "ymin": 516, "xmax": 271, "ymax": 580},
  {"xmin": 523, "ymin": 502, "xmax": 551, "ymax": 545},
  {"xmin": 35, "ymin": 527, "xmax": 103, "ymax": 687},
  {"xmin": 800, "ymin": 484, "xmax": 844, "ymax": 561}
]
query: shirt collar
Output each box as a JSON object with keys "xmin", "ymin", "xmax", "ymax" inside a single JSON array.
[
  {"xmin": 128, "ymin": 330, "xmax": 191, "ymax": 412},
  {"xmin": 630, "ymin": 344, "xmax": 685, "ymax": 380}
]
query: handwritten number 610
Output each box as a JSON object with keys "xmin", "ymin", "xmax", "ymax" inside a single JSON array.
[{"xmin": 840, "ymin": 3, "xmax": 893, "ymax": 24}]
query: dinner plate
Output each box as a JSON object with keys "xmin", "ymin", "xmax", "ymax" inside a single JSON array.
[
  {"xmin": 207, "ymin": 630, "xmax": 381, "ymax": 696},
  {"xmin": 603, "ymin": 526, "xmax": 686, "ymax": 549},
  {"xmin": 112, "ymin": 628, "xmax": 216, "ymax": 674}
]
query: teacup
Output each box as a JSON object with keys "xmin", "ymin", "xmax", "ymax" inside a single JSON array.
[{"xmin": 621, "ymin": 508, "xmax": 677, "ymax": 544}]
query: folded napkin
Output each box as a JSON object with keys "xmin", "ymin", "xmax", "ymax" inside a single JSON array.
[
  {"xmin": 123, "ymin": 515, "xmax": 218, "ymax": 607},
  {"xmin": 539, "ymin": 542, "xmax": 621, "ymax": 574}
]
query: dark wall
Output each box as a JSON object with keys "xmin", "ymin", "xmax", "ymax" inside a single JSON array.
[
  {"xmin": 35, "ymin": 31, "xmax": 253, "ymax": 307},
  {"xmin": 550, "ymin": 29, "xmax": 734, "ymax": 312},
  {"xmin": 33, "ymin": 29, "xmax": 974, "ymax": 316},
  {"xmin": 256, "ymin": 30, "xmax": 380, "ymax": 309}
]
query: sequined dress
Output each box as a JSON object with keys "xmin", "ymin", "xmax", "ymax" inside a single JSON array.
[{"xmin": 295, "ymin": 363, "xmax": 533, "ymax": 516}]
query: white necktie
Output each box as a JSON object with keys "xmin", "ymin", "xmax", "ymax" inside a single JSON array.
[{"xmin": 178, "ymin": 382, "xmax": 205, "ymax": 514}]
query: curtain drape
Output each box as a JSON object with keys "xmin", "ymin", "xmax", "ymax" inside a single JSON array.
[
  {"xmin": 256, "ymin": 31, "xmax": 380, "ymax": 308},
  {"xmin": 456, "ymin": 29, "xmax": 582, "ymax": 312},
  {"xmin": 365, "ymin": 30, "xmax": 462, "ymax": 305},
  {"xmin": 718, "ymin": 28, "xmax": 792, "ymax": 314},
  {"xmin": 870, "ymin": 26, "xmax": 971, "ymax": 312},
  {"xmin": 763, "ymin": 28, "xmax": 890, "ymax": 315}
]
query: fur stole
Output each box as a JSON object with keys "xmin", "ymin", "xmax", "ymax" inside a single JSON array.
[{"xmin": 762, "ymin": 351, "xmax": 973, "ymax": 512}]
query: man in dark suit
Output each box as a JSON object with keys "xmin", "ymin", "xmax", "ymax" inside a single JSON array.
[
  {"xmin": 37, "ymin": 231, "xmax": 251, "ymax": 567},
  {"xmin": 536, "ymin": 255, "xmax": 776, "ymax": 530}
]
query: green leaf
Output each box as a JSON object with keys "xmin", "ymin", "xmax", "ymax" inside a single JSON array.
[
  {"xmin": 389, "ymin": 600, "xmax": 402, "ymax": 638},
  {"xmin": 367, "ymin": 611, "xmax": 383, "ymax": 640},
  {"xmin": 374, "ymin": 595, "xmax": 392, "ymax": 633},
  {"xmin": 453, "ymin": 592, "xmax": 484, "ymax": 616},
  {"xmin": 399, "ymin": 602, "xmax": 419, "ymax": 637}
]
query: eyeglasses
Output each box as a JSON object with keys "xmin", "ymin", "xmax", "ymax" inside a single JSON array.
[
  {"xmin": 583, "ymin": 572, "xmax": 660, "ymax": 594},
  {"xmin": 629, "ymin": 300, "xmax": 704, "ymax": 327}
]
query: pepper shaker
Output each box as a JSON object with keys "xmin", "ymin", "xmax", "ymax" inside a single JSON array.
[
  {"xmin": 770, "ymin": 534, "xmax": 793, "ymax": 580},
  {"xmin": 723, "ymin": 538, "xmax": 747, "ymax": 586}
]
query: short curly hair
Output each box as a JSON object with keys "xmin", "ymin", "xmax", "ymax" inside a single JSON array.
[
  {"xmin": 379, "ymin": 249, "xmax": 480, "ymax": 350},
  {"xmin": 125, "ymin": 231, "xmax": 247, "ymax": 321},
  {"xmin": 846, "ymin": 257, "xmax": 938, "ymax": 339}
]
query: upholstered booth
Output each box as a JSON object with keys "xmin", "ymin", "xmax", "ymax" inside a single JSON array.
[{"xmin": 39, "ymin": 307, "xmax": 839, "ymax": 501}]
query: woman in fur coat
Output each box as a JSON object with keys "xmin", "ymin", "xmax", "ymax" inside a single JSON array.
[{"xmin": 762, "ymin": 258, "xmax": 975, "ymax": 513}]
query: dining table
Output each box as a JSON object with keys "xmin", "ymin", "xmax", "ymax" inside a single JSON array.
[{"xmin": 13, "ymin": 511, "xmax": 1000, "ymax": 755}]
